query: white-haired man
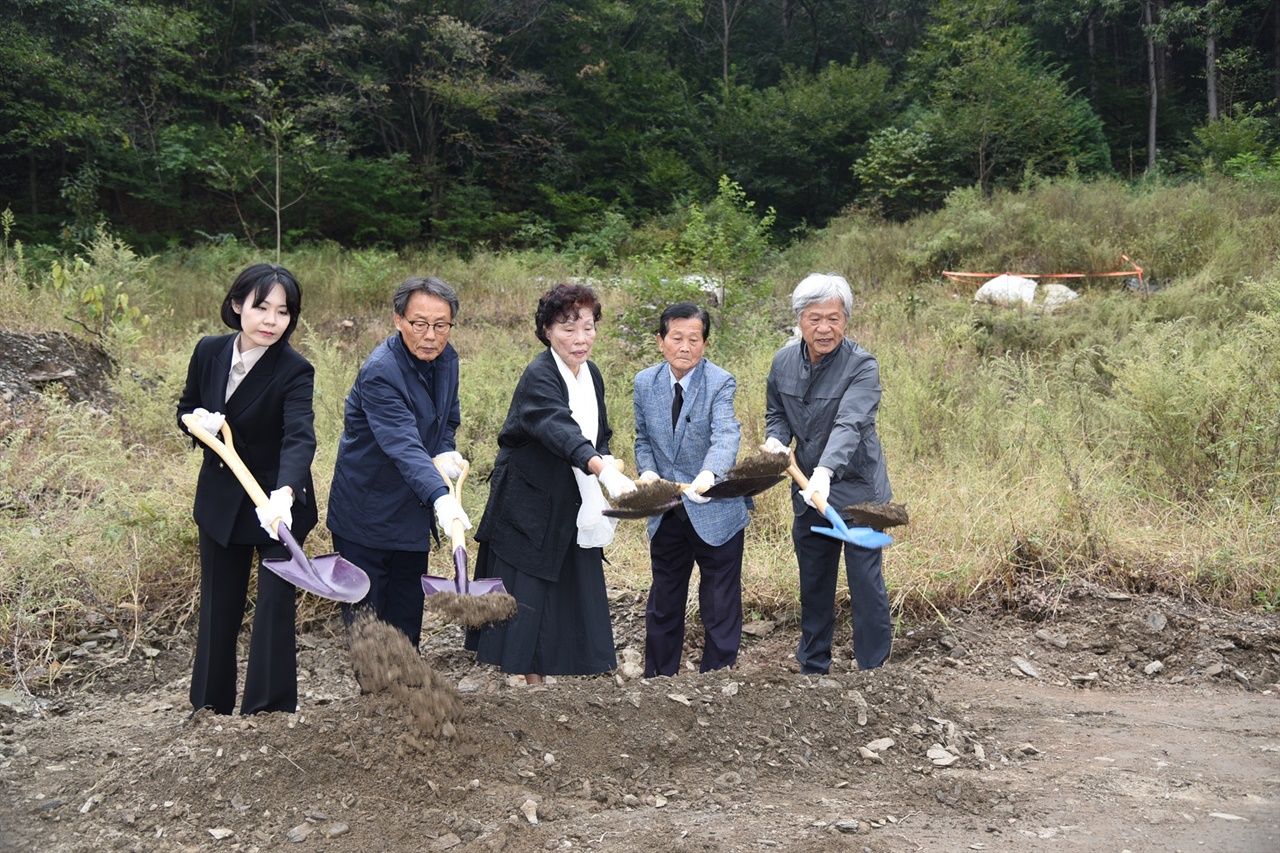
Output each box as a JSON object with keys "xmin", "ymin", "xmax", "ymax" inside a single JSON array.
[{"xmin": 764, "ymin": 273, "xmax": 894, "ymax": 673}]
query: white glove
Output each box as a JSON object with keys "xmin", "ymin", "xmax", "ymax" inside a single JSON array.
[
  {"xmin": 433, "ymin": 450, "xmax": 465, "ymax": 479},
  {"xmin": 684, "ymin": 470, "xmax": 714, "ymax": 504},
  {"xmin": 598, "ymin": 463, "xmax": 637, "ymax": 499},
  {"xmin": 763, "ymin": 436, "xmax": 789, "ymax": 456},
  {"xmin": 255, "ymin": 487, "xmax": 294, "ymax": 539},
  {"xmin": 191, "ymin": 407, "xmax": 225, "ymax": 435},
  {"xmin": 637, "ymin": 470, "xmax": 660, "ymax": 483},
  {"xmin": 799, "ymin": 466, "xmax": 832, "ymax": 510},
  {"xmin": 433, "ymin": 493, "xmax": 471, "ymax": 531}
]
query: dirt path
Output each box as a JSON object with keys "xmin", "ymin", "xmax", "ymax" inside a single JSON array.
[{"xmin": 2, "ymin": 587, "xmax": 1278, "ymax": 852}]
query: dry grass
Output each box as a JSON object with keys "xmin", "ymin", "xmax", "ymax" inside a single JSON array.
[{"xmin": 5, "ymin": 178, "xmax": 1280, "ymax": 686}]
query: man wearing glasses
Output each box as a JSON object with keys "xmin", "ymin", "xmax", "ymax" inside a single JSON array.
[{"xmin": 328, "ymin": 276, "xmax": 470, "ymax": 649}]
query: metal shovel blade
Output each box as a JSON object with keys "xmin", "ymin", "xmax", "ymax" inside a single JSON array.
[
  {"xmin": 700, "ymin": 474, "xmax": 786, "ymax": 499},
  {"xmin": 422, "ymin": 545, "xmax": 470, "ymax": 596},
  {"xmin": 603, "ymin": 496, "xmax": 682, "ymax": 519},
  {"xmin": 263, "ymin": 524, "xmax": 372, "ymax": 603},
  {"xmin": 810, "ymin": 506, "xmax": 894, "ymax": 550}
]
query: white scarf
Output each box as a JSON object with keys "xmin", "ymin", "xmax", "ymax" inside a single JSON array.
[{"xmin": 550, "ymin": 349, "xmax": 618, "ymax": 548}]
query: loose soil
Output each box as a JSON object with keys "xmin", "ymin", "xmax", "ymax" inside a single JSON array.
[{"xmin": 2, "ymin": 585, "xmax": 1278, "ymax": 853}]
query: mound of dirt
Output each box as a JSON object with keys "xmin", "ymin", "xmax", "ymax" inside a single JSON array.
[
  {"xmin": 2, "ymin": 587, "xmax": 1278, "ymax": 852},
  {"xmin": 0, "ymin": 329, "xmax": 114, "ymax": 412}
]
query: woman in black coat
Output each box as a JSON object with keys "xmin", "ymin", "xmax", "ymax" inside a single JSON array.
[
  {"xmin": 176, "ymin": 264, "xmax": 317, "ymax": 715},
  {"xmin": 467, "ymin": 284, "xmax": 636, "ymax": 684}
]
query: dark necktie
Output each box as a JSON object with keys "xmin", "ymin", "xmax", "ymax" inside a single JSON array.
[{"xmin": 671, "ymin": 382, "xmax": 683, "ymax": 432}]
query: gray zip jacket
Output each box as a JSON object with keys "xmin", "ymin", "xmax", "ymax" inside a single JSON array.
[{"xmin": 765, "ymin": 337, "xmax": 893, "ymax": 517}]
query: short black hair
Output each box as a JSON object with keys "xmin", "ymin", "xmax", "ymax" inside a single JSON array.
[
  {"xmin": 393, "ymin": 276, "xmax": 459, "ymax": 319},
  {"xmin": 220, "ymin": 264, "xmax": 302, "ymax": 345},
  {"xmin": 535, "ymin": 284, "xmax": 602, "ymax": 346},
  {"xmin": 656, "ymin": 302, "xmax": 710, "ymax": 339}
]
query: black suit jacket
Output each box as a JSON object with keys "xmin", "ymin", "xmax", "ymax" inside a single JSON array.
[
  {"xmin": 474, "ymin": 348, "xmax": 611, "ymax": 582},
  {"xmin": 177, "ymin": 334, "xmax": 318, "ymax": 548}
]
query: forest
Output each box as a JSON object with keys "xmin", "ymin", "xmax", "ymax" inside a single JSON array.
[{"xmin": 3, "ymin": 0, "xmax": 1280, "ymax": 253}]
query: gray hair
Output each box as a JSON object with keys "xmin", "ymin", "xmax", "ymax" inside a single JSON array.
[
  {"xmin": 791, "ymin": 273, "xmax": 853, "ymax": 321},
  {"xmin": 393, "ymin": 276, "xmax": 459, "ymax": 319}
]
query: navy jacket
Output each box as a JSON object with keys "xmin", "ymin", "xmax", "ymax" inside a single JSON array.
[
  {"xmin": 327, "ymin": 333, "xmax": 460, "ymax": 550},
  {"xmin": 177, "ymin": 334, "xmax": 318, "ymax": 548},
  {"xmin": 474, "ymin": 349, "xmax": 611, "ymax": 582}
]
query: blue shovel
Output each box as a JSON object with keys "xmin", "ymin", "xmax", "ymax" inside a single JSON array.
[{"xmin": 768, "ymin": 446, "xmax": 894, "ymax": 550}]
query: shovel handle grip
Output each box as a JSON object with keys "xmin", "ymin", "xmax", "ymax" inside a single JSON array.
[
  {"xmin": 432, "ymin": 457, "xmax": 470, "ymax": 551},
  {"xmin": 609, "ymin": 458, "xmax": 699, "ymax": 492},
  {"xmin": 761, "ymin": 443, "xmax": 834, "ymax": 516}
]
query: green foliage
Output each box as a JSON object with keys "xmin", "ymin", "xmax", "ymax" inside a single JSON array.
[
  {"xmin": 49, "ymin": 231, "xmax": 155, "ymax": 350},
  {"xmin": 617, "ymin": 177, "xmax": 776, "ymax": 350},
  {"xmin": 1191, "ymin": 107, "xmax": 1276, "ymax": 174},
  {"xmin": 720, "ymin": 60, "xmax": 896, "ymax": 227}
]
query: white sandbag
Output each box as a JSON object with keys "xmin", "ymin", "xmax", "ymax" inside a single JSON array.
[
  {"xmin": 1039, "ymin": 283, "xmax": 1079, "ymax": 313},
  {"xmin": 974, "ymin": 274, "xmax": 1037, "ymax": 307}
]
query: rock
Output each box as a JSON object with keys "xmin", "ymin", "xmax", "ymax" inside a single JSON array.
[
  {"xmin": 741, "ymin": 620, "xmax": 775, "ymax": 637},
  {"xmin": 927, "ymin": 745, "xmax": 958, "ymax": 766},
  {"xmin": 714, "ymin": 771, "xmax": 742, "ymax": 787},
  {"xmin": 858, "ymin": 747, "xmax": 883, "ymax": 763},
  {"xmin": 321, "ymin": 823, "xmax": 349, "ymax": 838},
  {"xmin": 834, "ymin": 820, "xmax": 860, "ymax": 833},
  {"xmin": 1233, "ymin": 670, "xmax": 1251, "ymax": 689},
  {"xmin": 430, "ymin": 832, "xmax": 462, "ymax": 849},
  {"xmin": 619, "ymin": 661, "xmax": 644, "ymax": 679},
  {"xmin": 1034, "ymin": 629, "xmax": 1068, "ymax": 649},
  {"xmin": 1204, "ymin": 662, "xmax": 1225, "ymax": 677},
  {"xmin": 286, "ymin": 823, "xmax": 314, "ymax": 842},
  {"xmin": 721, "ymin": 681, "xmax": 740, "ymax": 696},
  {"xmin": 864, "ymin": 738, "xmax": 895, "ymax": 753},
  {"xmin": 1147, "ymin": 612, "xmax": 1168, "ymax": 632},
  {"xmin": 1012, "ymin": 657, "xmax": 1040, "ymax": 678},
  {"xmin": 521, "ymin": 799, "xmax": 539, "ymax": 824},
  {"xmin": 207, "ymin": 828, "xmax": 233, "ymax": 839},
  {"xmin": 1144, "ymin": 660, "xmax": 1164, "ymax": 676},
  {"xmin": 1016, "ymin": 743, "xmax": 1041, "ymax": 756}
]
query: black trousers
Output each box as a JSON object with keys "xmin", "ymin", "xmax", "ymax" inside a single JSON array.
[
  {"xmin": 191, "ymin": 531, "xmax": 297, "ymax": 715},
  {"xmin": 792, "ymin": 506, "xmax": 892, "ymax": 674},
  {"xmin": 333, "ymin": 534, "xmax": 430, "ymax": 649},
  {"xmin": 644, "ymin": 506, "xmax": 745, "ymax": 677}
]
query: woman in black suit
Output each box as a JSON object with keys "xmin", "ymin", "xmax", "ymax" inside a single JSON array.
[
  {"xmin": 176, "ymin": 264, "xmax": 317, "ymax": 715},
  {"xmin": 467, "ymin": 284, "xmax": 636, "ymax": 684}
]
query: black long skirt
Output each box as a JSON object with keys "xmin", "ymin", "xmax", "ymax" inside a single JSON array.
[{"xmin": 466, "ymin": 540, "xmax": 617, "ymax": 676}]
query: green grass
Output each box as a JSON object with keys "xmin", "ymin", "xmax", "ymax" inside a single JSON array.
[{"xmin": 4, "ymin": 175, "xmax": 1280, "ymax": 685}]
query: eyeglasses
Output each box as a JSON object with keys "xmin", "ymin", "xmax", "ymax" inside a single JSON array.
[{"xmin": 405, "ymin": 320, "xmax": 455, "ymax": 335}]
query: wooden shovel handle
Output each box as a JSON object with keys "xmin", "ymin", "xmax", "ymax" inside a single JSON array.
[
  {"xmin": 432, "ymin": 457, "xmax": 470, "ymax": 551},
  {"xmin": 182, "ymin": 414, "xmax": 279, "ymax": 534},
  {"xmin": 611, "ymin": 457, "xmax": 697, "ymax": 491},
  {"xmin": 761, "ymin": 443, "xmax": 834, "ymax": 516}
]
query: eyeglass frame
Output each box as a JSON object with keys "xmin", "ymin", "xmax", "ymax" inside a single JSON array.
[{"xmin": 404, "ymin": 320, "xmax": 455, "ymax": 335}]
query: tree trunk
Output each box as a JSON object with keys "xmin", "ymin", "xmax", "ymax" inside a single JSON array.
[
  {"xmin": 1206, "ymin": 8, "xmax": 1218, "ymax": 121},
  {"xmin": 1144, "ymin": 0, "xmax": 1159, "ymax": 171},
  {"xmin": 29, "ymin": 153, "xmax": 38, "ymax": 216}
]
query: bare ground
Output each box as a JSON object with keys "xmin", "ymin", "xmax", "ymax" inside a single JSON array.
[{"xmin": 2, "ymin": 583, "xmax": 1278, "ymax": 853}]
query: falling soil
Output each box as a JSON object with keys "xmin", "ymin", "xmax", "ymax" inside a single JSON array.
[
  {"xmin": 423, "ymin": 592, "xmax": 519, "ymax": 629},
  {"xmin": 3, "ymin": 583, "xmax": 1279, "ymax": 852},
  {"xmin": 347, "ymin": 613, "xmax": 462, "ymax": 741}
]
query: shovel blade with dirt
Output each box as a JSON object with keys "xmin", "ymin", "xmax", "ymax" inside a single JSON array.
[
  {"xmin": 181, "ymin": 414, "xmax": 371, "ymax": 603},
  {"xmin": 767, "ymin": 445, "xmax": 893, "ymax": 550},
  {"xmin": 421, "ymin": 459, "xmax": 517, "ymax": 627},
  {"xmin": 603, "ymin": 451, "xmax": 789, "ymax": 519}
]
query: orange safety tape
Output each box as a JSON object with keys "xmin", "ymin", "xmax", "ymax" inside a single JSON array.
[{"xmin": 942, "ymin": 255, "xmax": 1143, "ymax": 286}]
